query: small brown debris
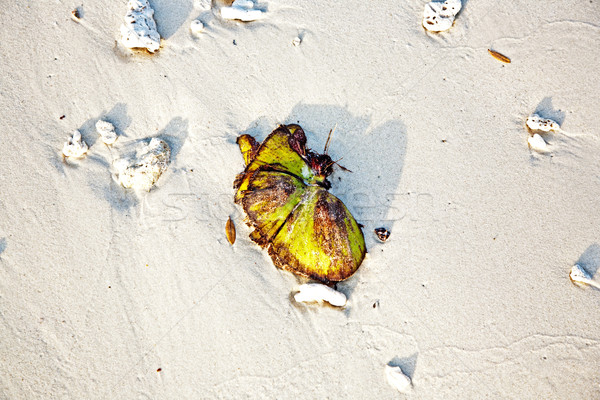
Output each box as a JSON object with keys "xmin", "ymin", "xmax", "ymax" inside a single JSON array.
[
  {"xmin": 156, "ymin": 368, "xmax": 162, "ymax": 372},
  {"xmin": 71, "ymin": 8, "xmax": 81, "ymax": 21},
  {"xmin": 488, "ymin": 49, "xmax": 511, "ymax": 63},
  {"xmin": 226, "ymin": 216, "xmax": 236, "ymax": 245},
  {"xmin": 59, "ymin": 115, "xmax": 66, "ymax": 120},
  {"xmin": 374, "ymin": 227, "xmax": 391, "ymax": 242}
]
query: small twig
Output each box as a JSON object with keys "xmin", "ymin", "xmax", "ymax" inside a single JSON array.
[
  {"xmin": 488, "ymin": 49, "xmax": 511, "ymax": 63},
  {"xmin": 323, "ymin": 123, "xmax": 337, "ymax": 154}
]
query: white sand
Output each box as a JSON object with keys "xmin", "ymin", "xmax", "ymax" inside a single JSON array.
[{"xmin": 1, "ymin": 1, "xmax": 599, "ymax": 398}]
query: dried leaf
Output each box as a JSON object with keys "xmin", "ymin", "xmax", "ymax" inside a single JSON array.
[
  {"xmin": 234, "ymin": 124, "xmax": 366, "ymax": 283},
  {"xmin": 226, "ymin": 217, "xmax": 236, "ymax": 245},
  {"xmin": 488, "ymin": 49, "xmax": 511, "ymax": 63}
]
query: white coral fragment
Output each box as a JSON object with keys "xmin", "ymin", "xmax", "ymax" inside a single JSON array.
[
  {"xmin": 95, "ymin": 120, "xmax": 118, "ymax": 145},
  {"xmin": 526, "ymin": 114, "xmax": 561, "ymax": 133},
  {"xmin": 113, "ymin": 138, "xmax": 171, "ymax": 191},
  {"xmin": 385, "ymin": 365, "xmax": 412, "ymax": 393},
  {"xmin": 190, "ymin": 19, "xmax": 204, "ymax": 34},
  {"xmin": 120, "ymin": 0, "xmax": 161, "ymax": 53},
  {"xmin": 221, "ymin": 0, "xmax": 266, "ymax": 22},
  {"xmin": 527, "ymin": 133, "xmax": 547, "ymax": 152},
  {"xmin": 62, "ymin": 130, "xmax": 88, "ymax": 158},
  {"xmin": 422, "ymin": 0, "xmax": 461, "ymax": 32},
  {"xmin": 294, "ymin": 283, "xmax": 347, "ymax": 307},
  {"xmin": 570, "ymin": 264, "xmax": 600, "ymax": 289}
]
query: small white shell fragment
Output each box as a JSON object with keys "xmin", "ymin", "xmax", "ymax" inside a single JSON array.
[
  {"xmin": 95, "ymin": 120, "xmax": 118, "ymax": 145},
  {"xmin": 113, "ymin": 138, "xmax": 170, "ymax": 191},
  {"xmin": 423, "ymin": 0, "xmax": 462, "ymax": 32},
  {"xmin": 221, "ymin": 0, "xmax": 266, "ymax": 21},
  {"xmin": 527, "ymin": 133, "xmax": 547, "ymax": 152},
  {"xmin": 570, "ymin": 264, "xmax": 600, "ymax": 289},
  {"xmin": 62, "ymin": 130, "xmax": 88, "ymax": 158},
  {"xmin": 190, "ymin": 19, "xmax": 204, "ymax": 34},
  {"xmin": 292, "ymin": 36, "xmax": 301, "ymax": 46},
  {"xmin": 526, "ymin": 114, "xmax": 561, "ymax": 133},
  {"xmin": 120, "ymin": 0, "xmax": 161, "ymax": 53},
  {"xmin": 385, "ymin": 365, "xmax": 412, "ymax": 393},
  {"xmin": 294, "ymin": 283, "xmax": 347, "ymax": 307}
]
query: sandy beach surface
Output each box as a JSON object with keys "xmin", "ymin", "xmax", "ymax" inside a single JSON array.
[{"xmin": 1, "ymin": 1, "xmax": 599, "ymax": 398}]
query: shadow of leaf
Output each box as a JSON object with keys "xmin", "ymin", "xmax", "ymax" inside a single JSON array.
[{"xmin": 233, "ymin": 103, "xmax": 407, "ymax": 286}]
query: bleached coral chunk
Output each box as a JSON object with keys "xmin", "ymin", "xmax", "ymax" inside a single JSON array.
[
  {"xmin": 95, "ymin": 120, "xmax": 118, "ymax": 145},
  {"xmin": 221, "ymin": 0, "xmax": 266, "ymax": 21},
  {"xmin": 62, "ymin": 130, "xmax": 88, "ymax": 158},
  {"xmin": 526, "ymin": 114, "xmax": 561, "ymax": 133},
  {"xmin": 120, "ymin": 0, "xmax": 161, "ymax": 53},
  {"xmin": 190, "ymin": 19, "xmax": 204, "ymax": 34},
  {"xmin": 527, "ymin": 133, "xmax": 547, "ymax": 152},
  {"xmin": 423, "ymin": 0, "xmax": 461, "ymax": 32},
  {"xmin": 294, "ymin": 283, "xmax": 347, "ymax": 307},
  {"xmin": 570, "ymin": 264, "xmax": 600, "ymax": 289},
  {"xmin": 113, "ymin": 138, "xmax": 170, "ymax": 191},
  {"xmin": 385, "ymin": 365, "xmax": 412, "ymax": 393}
]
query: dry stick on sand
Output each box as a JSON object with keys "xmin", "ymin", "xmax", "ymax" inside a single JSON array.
[{"xmin": 488, "ymin": 49, "xmax": 511, "ymax": 63}]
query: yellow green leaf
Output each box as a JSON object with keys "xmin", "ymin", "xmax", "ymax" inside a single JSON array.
[
  {"xmin": 268, "ymin": 186, "xmax": 365, "ymax": 283},
  {"xmin": 234, "ymin": 124, "xmax": 366, "ymax": 283}
]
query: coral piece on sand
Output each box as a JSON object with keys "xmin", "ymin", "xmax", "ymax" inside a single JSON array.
[
  {"xmin": 221, "ymin": 0, "xmax": 267, "ymax": 21},
  {"xmin": 120, "ymin": 0, "xmax": 161, "ymax": 53},
  {"xmin": 62, "ymin": 130, "xmax": 88, "ymax": 158},
  {"xmin": 422, "ymin": 0, "xmax": 461, "ymax": 32},
  {"xmin": 95, "ymin": 120, "xmax": 118, "ymax": 145},
  {"xmin": 527, "ymin": 133, "xmax": 547, "ymax": 152},
  {"xmin": 526, "ymin": 114, "xmax": 561, "ymax": 133},
  {"xmin": 190, "ymin": 19, "xmax": 204, "ymax": 34},
  {"xmin": 385, "ymin": 365, "xmax": 412, "ymax": 393},
  {"xmin": 294, "ymin": 283, "xmax": 347, "ymax": 307},
  {"xmin": 570, "ymin": 264, "xmax": 600, "ymax": 289},
  {"xmin": 113, "ymin": 138, "xmax": 170, "ymax": 191}
]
